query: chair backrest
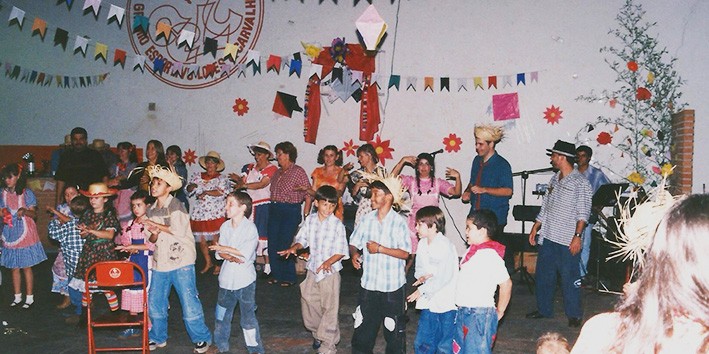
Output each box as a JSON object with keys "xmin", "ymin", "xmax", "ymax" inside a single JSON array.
[{"xmin": 88, "ymin": 261, "xmax": 144, "ymax": 287}]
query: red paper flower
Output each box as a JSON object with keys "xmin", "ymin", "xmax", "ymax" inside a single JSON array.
[
  {"xmin": 368, "ymin": 135, "xmax": 395, "ymax": 165},
  {"xmin": 609, "ymin": 98, "xmax": 617, "ymax": 108},
  {"xmin": 443, "ymin": 133, "xmax": 463, "ymax": 153},
  {"xmin": 627, "ymin": 61, "xmax": 638, "ymax": 72},
  {"xmin": 342, "ymin": 139, "xmax": 359, "ymax": 157},
  {"xmin": 596, "ymin": 132, "xmax": 612, "ymax": 145},
  {"xmin": 652, "ymin": 166, "xmax": 662, "ymax": 175},
  {"xmin": 636, "ymin": 87, "xmax": 651, "ymax": 101},
  {"xmin": 543, "ymin": 105, "xmax": 563, "ymax": 125},
  {"xmin": 232, "ymin": 98, "xmax": 249, "ymax": 116},
  {"xmin": 183, "ymin": 149, "xmax": 197, "ymax": 166}
]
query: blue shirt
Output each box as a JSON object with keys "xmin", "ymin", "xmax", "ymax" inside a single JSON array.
[
  {"xmin": 468, "ymin": 152, "xmax": 513, "ymax": 225},
  {"xmin": 295, "ymin": 213, "xmax": 349, "ymax": 282},
  {"xmin": 580, "ymin": 165, "xmax": 611, "ymax": 193}
]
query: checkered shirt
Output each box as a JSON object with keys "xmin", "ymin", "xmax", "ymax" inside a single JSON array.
[
  {"xmin": 536, "ymin": 169, "xmax": 592, "ymax": 246},
  {"xmin": 295, "ymin": 213, "xmax": 349, "ymax": 282},
  {"xmin": 48, "ymin": 218, "xmax": 86, "ymax": 279}
]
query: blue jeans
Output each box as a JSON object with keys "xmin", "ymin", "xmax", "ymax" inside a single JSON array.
[
  {"xmin": 415, "ymin": 309, "xmax": 456, "ymax": 354},
  {"xmin": 453, "ymin": 307, "xmax": 497, "ymax": 354},
  {"xmin": 579, "ymin": 223, "xmax": 594, "ymax": 277},
  {"xmin": 68, "ymin": 287, "xmax": 83, "ymax": 315},
  {"xmin": 535, "ymin": 240, "xmax": 582, "ymax": 319},
  {"xmin": 148, "ymin": 265, "xmax": 211, "ymax": 345},
  {"xmin": 213, "ymin": 282, "xmax": 264, "ymax": 353},
  {"xmin": 267, "ymin": 202, "xmax": 301, "ymax": 283}
]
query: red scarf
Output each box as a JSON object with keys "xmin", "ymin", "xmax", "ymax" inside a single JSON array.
[{"xmin": 460, "ymin": 240, "xmax": 505, "ymax": 266}]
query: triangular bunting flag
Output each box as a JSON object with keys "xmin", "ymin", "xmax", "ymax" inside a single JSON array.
[
  {"xmin": 424, "ymin": 77, "xmax": 434, "ymax": 92},
  {"xmin": 246, "ymin": 50, "xmax": 261, "ymax": 75},
  {"xmin": 388, "ymin": 75, "xmax": 400, "ymax": 90},
  {"xmin": 156, "ymin": 21, "xmax": 172, "ymax": 41},
  {"xmin": 29, "ymin": 71, "xmax": 38, "ymax": 84},
  {"xmin": 113, "ymin": 49, "xmax": 126, "ymax": 68},
  {"xmin": 36, "ymin": 72, "xmax": 45, "ymax": 85},
  {"xmin": 503, "ymin": 75, "xmax": 513, "ymax": 87},
  {"xmin": 107, "ymin": 4, "xmax": 125, "ymax": 26},
  {"xmin": 153, "ymin": 58, "xmax": 166, "ymax": 74},
  {"xmin": 309, "ymin": 64, "xmax": 323, "ymax": 79},
  {"xmin": 516, "ymin": 73, "xmax": 526, "ymax": 85},
  {"xmin": 223, "ymin": 42, "xmax": 238, "ymax": 61},
  {"xmin": 351, "ymin": 70, "xmax": 363, "ymax": 85},
  {"xmin": 133, "ymin": 55, "xmax": 145, "ymax": 72},
  {"xmin": 94, "ymin": 42, "xmax": 108, "ymax": 62},
  {"xmin": 132, "ymin": 15, "xmax": 149, "ymax": 33},
  {"xmin": 54, "ymin": 28, "xmax": 69, "ymax": 50},
  {"xmin": 440, "ymin": 77, "xmax": 450, "ymax": 92},
  {"xmin": 204, "ymin": 63, "xmax": 217, "ymax": 78},
  {"xmin": 171, "ymin": 61, "xmax": 183, "ymax": 75},
  {"xmin": 79, "ymin": 76, "xmax": 86, "ymax": 87},
  {"xmin": 530, "ymin": 71, "xmax": 538, "ymax": 83},
  {"xmin": 332, "ymin": 67, "xmax": 343, "ymax": 83},
  {"xmin": 219, "ymin": 63, "xmax": 232, "ymax": 77},
  {"xmin": 32, "ymin": 18, "xmax": 47, "ymax": 39},
  {"xmin": 83, "ymin": 0, "xmax": 101, "ymax": 17},
  {"xmin": 267, "ymin": 55, "xmax": 282, "ymax": 74},
  {"xmin": 203, "ymin": 37, "xmax": 218, "ymax": 58},
  {"xmin": 236, "ymin": 63, "xmax": 246, "ymax": 78},
  {"xmin": 488, "ymin": 76, "xmax": 497, "ymax": 89},
  {"xmin": 406, "ymin": 77, "xmax": 417, "ymax": 91},
  {"xmin": 473, "ymin": 77, "xmax": 484, "ymax": 90},
  {"xmin": 73, "ymin": 36, "xmax": 89, "ymax": 56},
  {"xmin": 9, "ymin": 7, "xmax": 25, "ymax": 28},
  {"xmin": 458, "ymin": 78, "xmax": 468, "ymax": 91},
  {"xmin": 289, "ymin": 59, "xmax": 302, "ymax": 77},
  {"xmin": 177, "ymin": 30, "xmax": 196, "ymax": 49}
]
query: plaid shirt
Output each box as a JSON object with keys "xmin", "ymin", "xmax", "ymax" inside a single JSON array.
[
  {"xmin": 48, "ymin": 218, "xmax": 86, "ymax": 279},
  {"xmin": 295, "ymin": 213, "xmax": 349, "ymax": 282},
  {"xmin": 269, "ymin": 164, "xmax": 311, "ymax": 204},
  {"xmin": 350, "ymin": 209, "xmax": 411, "ymax": 292},
  {"xmin": 536, "ymin": 169, "xmax": 592, "ymax": 246}
]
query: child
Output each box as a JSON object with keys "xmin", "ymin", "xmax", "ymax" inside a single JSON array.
[
  {"xmin": 69, "ymin": 183, "xmax": 121, "ymax": 323},
  {"xmin": 0, "ymin": 163, "xmax": 48, "ymax": 309},
  {"xmin": 406, "ymin": 206, "xmax": 458, "ymax": 354},
  {"xmin": 47, "ymin": 195, "xmax": 89, "ymax": 320},
  {"xmin": 453, "ymin": 209, "xmax": 512, "ymax": 354},
  {"xmin": 143, "ymin": 165, "xmax": 211, "ymax": 353},
  {"xmin": 536, "ymin": 332, "xmax": 570, "ymax": 354},
  {"xmin": 47, "ymin": 185, "xmax": 80, "ymax": 309},
  {"xmin": 278, "ymin": 185, "xmax": 349, "ymax": 354},
  {"xmin": 115, "ymin": 190, "xmax": 154, "ymax": 339},
  {"xmin": 206, "ymin": 191, "xmax": 265, "ymax": 354}
]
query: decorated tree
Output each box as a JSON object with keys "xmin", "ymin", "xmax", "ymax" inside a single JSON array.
[{"xmin": 577, "ymin": 0, "xmax": 686, "ymax": 189}]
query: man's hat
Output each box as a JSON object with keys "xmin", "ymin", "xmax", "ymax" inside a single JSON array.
[{"xmin": 546, "ymin": 140, "xmax": 576, "ymax": 157}]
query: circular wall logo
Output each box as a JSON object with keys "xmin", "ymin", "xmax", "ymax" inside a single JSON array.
[{"xmin": 127, "ymin": 0, "xmax": 264, "ymax": 89}]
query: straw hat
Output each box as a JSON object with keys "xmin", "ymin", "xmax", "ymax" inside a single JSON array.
[
  {"xmin": 359, "ymin": 171, "xmax": 410, "ymax": 212},
  {"xmin": 248, "ymin": 141, "xmax": 274, "ymax": 158},
  {"xmin": 146, "ymin": 165, "xmax": 183, "ymax": 192},
  {"xmin": 80, "ymin": 183, "xmax": 118, "ymax": 198},
  {"xmin": 198, "ymin": 151, "xmax": 225, "ymax": 172},
  {"xmin": 90, "ymin": 139, "xmax": 109, "ymax": 151},
  {"xmin": 474, "ymin": 124, "xmax": 504, "ymax": 143}
]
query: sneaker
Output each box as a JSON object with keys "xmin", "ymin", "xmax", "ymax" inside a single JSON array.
[
  {"xmin": 118, "ymin": 328, "xmax": 142, "ymax": 339},
  {"xmin": 194, "ymin": 341, "xmax": 209, "ymax": 353},
  {"xmin": 149, "ymin": 341, "xmax": 167, "ymax": 350},
  {"xmin": 205, "ymin": 345, "xmax": 221, "ymax": 354}
]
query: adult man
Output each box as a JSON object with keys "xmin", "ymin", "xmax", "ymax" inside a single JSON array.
[
  {"xmin": 350, "ymin": 177, "xmax": 411, "ymax": 354},
  {"xmin": 54, "ymin": 127, "xmax": 109, "ymax": 205},
  {"xmin": 575, "ymin": 145, "xmax": 610, "ymax": 281},
  {"xmin": 462, "ymin": 124, "xmax": 513, "ymax": 270},
  {"xmin": 526, "ymin": 140, "xmax": 592, "ymax": 328}
]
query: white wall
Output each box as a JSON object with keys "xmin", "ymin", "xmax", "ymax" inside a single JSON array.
[{"xmin": 1, "ymin": 0, "xmax": 707, "ymax": 252}]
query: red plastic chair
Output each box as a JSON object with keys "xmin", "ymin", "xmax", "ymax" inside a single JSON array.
[{"xmin": 85, "ymin": 261, "xmax": 149, "ymax": 353}]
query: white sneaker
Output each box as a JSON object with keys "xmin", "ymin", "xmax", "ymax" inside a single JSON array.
[
  {"xmin": 194, "ymin": 341, "xmax": 209, "ymax": 353},
  {"xmin": 149, "ymin": 341, "xmax": 167, "ymax": 350}
]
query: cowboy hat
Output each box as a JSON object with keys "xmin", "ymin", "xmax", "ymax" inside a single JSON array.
[
  {"xmin": 80, "ymin": 183, "xmax": 118, "ymax": 198},
  {"xmin": 248, "ymin": 141, "xmax": 274, "ymax": 158},
  {"xmin": 89, "ymin": 139, "xmax": 109, "ymax": 151},
  {"xmin": 146, "ymin": 165, "xmax": 183, "ymax": 192},
  {"xmin": 198, "ymin": 151, "xmax": 226, "ymax": 172}
]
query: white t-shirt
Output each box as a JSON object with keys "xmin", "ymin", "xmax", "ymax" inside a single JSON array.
[
  {"xmin": 414, "ymin": 233, "xmax": 458, "ymax": 313},
  {"xmin": 455, "ymin": 249, "xmax": 509, "ymax": 308}
]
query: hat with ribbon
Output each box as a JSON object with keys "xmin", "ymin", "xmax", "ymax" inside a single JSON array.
[
  {"xmin": 198, "ymin": 151, "xmax": 226, "ymax": 172},
  {"xmin": 545, "ymin": 140, "xmax": 576, "ymax": 157},
  {"xmin": 248, "ymin": 141, "xmax": 274, "ymax": 158}
]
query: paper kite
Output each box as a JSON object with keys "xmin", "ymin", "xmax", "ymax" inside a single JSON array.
[
  {"xmin": 543, "ymin": 105, "xmax": 563, "ymax": 125},
  {"xmin": 355, "ymin": 5, "xmax": 387, "ymax": 51},
  {"xmin": 273, "ymin": 91, "xmax": 303, "ymax": 118},
  {"xmin": 233, "ymin": 98, "xmax": 249, "ymax": 116},
  {"xmin": 183, "ymin": 149, "xmax": 197, "ymax": 166},
  {"xmin": 492, "ymin": 93, "xmax": 520, "ymax": 121},
  {"xmin": 443, "ymin": 133, "xmax": 462, "ymax": 153}
]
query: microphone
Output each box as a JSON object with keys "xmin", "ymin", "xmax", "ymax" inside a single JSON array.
[{"xmin": 429, "ymin": 149, "xmax": 444, "ymax": 156}]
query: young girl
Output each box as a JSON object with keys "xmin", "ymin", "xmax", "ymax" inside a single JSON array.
[
  {"xmin": 341, "ymin": 144, "xmax": 387, "ymax": 227},
  {"xmin": 115, "ymin": 190, "xmax": 154, "ymax": 338},
  {"xmin": 0, "ymin": 163, "xmax": 48, "ymax": 309},
  {"xmin": 307, "ymin": 145, "xmax": 346, "ymax": 220},
  {"xmin": 68, "ymin": 182, "xmax": 121, "ymax": 321},
  {"xmin": 47, "ymin": 185, "xmax": 80, "ymax": 309},
  {"xmin": 109, "ymin": 142, "xmax": 139, "ymax": 228}
]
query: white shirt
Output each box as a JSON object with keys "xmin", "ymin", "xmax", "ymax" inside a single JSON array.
[
  {"xmin": 455, "ymin": 249, "xmax": 509, "ymax": 308},
  {"xmin": 216, "ymin": 218, "xmax": 258, "ymax": 291},
  {"xmin": 414, "ymin": 233, "xmax": 457, "ymax": 313}
]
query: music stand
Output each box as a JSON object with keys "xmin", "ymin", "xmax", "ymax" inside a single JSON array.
[
  {"xmin": 591, "ymin": 183, "xmax": 629, "ymax": 295},
  {"xmin": 511, "ymin": 205, "xmax": 540, "ymax": 293}
]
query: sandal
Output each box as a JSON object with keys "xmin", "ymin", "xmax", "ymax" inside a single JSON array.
[
  {"xmin": 22, "ymin": 302, "xmax": 33, "ymax": 310},
  {"xmin": 10, "ymin": 299, "xmax": 22, "ymax": 307},
  {"xmin": 267, "ymin": 278, "xmax": 279, "ymax": 285},
  {"xmin": 280, "ymin": 281, "xmax": 294, "ymax": 287}
]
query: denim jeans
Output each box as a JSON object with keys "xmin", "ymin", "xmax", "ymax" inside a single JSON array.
[
  {"xmin": 267, "ymin": 203, "xmax": 301, "ymax": 283},
  {"xmin": 535, "ymin": 239, "xmax": 582, "ymax": 319},
  {"xmin": 414, "ymin": 309, "xmax": 456, "ymax": 354},
  {"xmin": 148, "ymin": 264, "xmax": 211, "ymax": 345},
  {"xmin": 453, "ymin": 307, "xmax": 497, "ymax": 354},
  {"xmin": 213, "ymin": 282, "xmax": 264, "ymax": 353},
  {"xmin": 579, "ymin": 223, "xmax": 594, "ymax": 277},
  {"xmin": 68, "ymin": 287, "xmax": 83, "ymax": 315}
]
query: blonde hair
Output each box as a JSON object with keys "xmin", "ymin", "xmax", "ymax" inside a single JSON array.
[
  {"xmin": 536, "ymin": 332, "xmax": 570, "ymax": 354},
  {"xmin": 474, "ymin": 124, "xmax": 504, "ymax": 144}
]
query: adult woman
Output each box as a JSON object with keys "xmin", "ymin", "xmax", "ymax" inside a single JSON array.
[
  {"xmin": 341, "ymin": 143, "xmax": 387, "ymax": 227},
  {"xmin": 108, "ymin": 142, "xmax": 139, "ymax": 227},
  {"xmin": 228, "ymin": 141, "xmax": 278, "ymax": 276},
  {"xmin": 186, "ymin": 151, "xmax": 230, "ymax": 275},
  {"xmin": 391, "ymin": 153, "xmax": 461, "ymax": 254},
  {"xmin": 307, "ymin": 145, "xmax": 345, "ymax": 220},
  {"xmin": 571, "ymin": 194, "xmax": 709, "ymax": 353},
  {"xmin": 128, "ymin": 140, "xmax": 168, "ymax": 193},
  {"xmin": 267, "ymin": 141, "xmax": 311, "ymax": 287},
  {"xmin": 166, "ymin": 145, "xmax": 189, "ymax": 211}
]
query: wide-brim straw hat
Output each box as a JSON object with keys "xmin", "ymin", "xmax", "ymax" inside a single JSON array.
[
  {"xmin": 80, "ymin": 183, "xmax": 118, "ymax": 198},
  {"xmin": 147, "ymin": 165, "xmax": 183, "ymax": 192},
  {"xmin": 198, "ymin": 151, "xmax": 225, "ymax": 172},
  {"xmin": 359, "ymin": 172, "xmax": 410, "ymax": 212},
  {"xmin": 90, "ymin": 139, "xmax": 109, "ymax": 151},
  {"xmin": 248, "ymin": 141, "xmax": 274, "ymax": 158}
]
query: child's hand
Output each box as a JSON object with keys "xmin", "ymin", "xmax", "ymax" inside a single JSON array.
[
  {"xmin": 351, "ymin": 252, "xmax": 362, "ymax": 270},
  {"xmin": 220, "ymin": 253, "xmax": 244, "ymax": 263},
  {"xmin": 208, "ymin": 243, "xmax": 223, "ymax": 252},
  {"xmin": 366, "ymin": 241, "xmax": 381, "ymax": 254},
  {"xmin": 406, "ymin": 289, "xmax": 421, "ymax": 302},
  {"xmin": 277, "ymin": 247, "xmax": 298, "ymax": 259},
  {"xmin": 412, "ymin": 274, "xmax": 433, "ymax": 286},
  {"xmin": 316, "ymin": 260, "xmax": 332, "ymax": 274}
]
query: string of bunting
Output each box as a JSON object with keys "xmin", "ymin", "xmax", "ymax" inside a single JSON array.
[{"xmin": 2, "ymin": 59, "xmax": 109, "ymax": 88}]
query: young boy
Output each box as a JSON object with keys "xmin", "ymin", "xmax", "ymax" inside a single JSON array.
[
  {"xmin": 349, "ymin": 177, "xmax": 412, "ymax": 354},
  {"xmin": 278, "ymin": 185, "xmax": 349, "ymax": 354},
  {"xmin": 453, "ymin": 209, "xmax": 512, "ymax": 354},
  {"xmin": 47, "ymin": 195, "xmax": 90, "ymax": 323},
  {"xmin": 407, "ymin": 206, "xmax": 458, "ymax": 354},
  {"xmin": 143, "ymin": 165, "xmax": 212, "ymax": 353},
  {"xmin": 206, "ymin": 191, "xmax": 264, "ymax": 354}
]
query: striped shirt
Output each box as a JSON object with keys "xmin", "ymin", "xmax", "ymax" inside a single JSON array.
[
  {"xmin": 350, "ymin": 209, "xmax": 411, "ymax": 292},
  {"xmin": 48, "ymin": 218, "xmax": 86, "ymax": 279},
  {"xmin": 536, "ymin": 169, "xmax": 592, "ymax": 246},
  {"xmin": 295, "ymin": 213, "xmax": 349, "ymax": 282}
]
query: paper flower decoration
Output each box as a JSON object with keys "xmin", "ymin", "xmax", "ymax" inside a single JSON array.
[
  {"xmin": 232, "ymin": 98, "xmax": 249, "ymax": 116},
  {"xmin": 368, "ymin": 135, "xmax": 394, "ymax": 165},
  {"xmin": 443, "ymin": 133, "xmax": 463, "ymax": 153},
  {"xmin": 636, "ymin": 87, "xmax": 651, "ymax": 101},
  {"xmin": 627, "ymin": 61, "xmax": 638, "ymax": 72},
  {"xmin": 183, "ymin": 149, "xmax": 197, "ymax": 166},
  {"xmin": 596, "ymin": 131, "xmax": 612, "ymax": 145},
  {"xmin": 660, "ymin": 163, "xmax": 674, "ymax": 176},
  {"xmin": 647, "ymin": 72, "xmax": 655, "ymax": 84},
  {"xmin": 609, "ymin": 98, "xmax": 617, "ymax": 108},
  {"xmin": 543, "ymin": 105, "xmax": 563, "ymax": 125},
  {"xmin": 627, "ymin": 171, "xmax": 646, "ymax": 185},
  {"xmin": 342, "ymin": 139, "xmax": 359, "ymax": 157},
  {"xmin": 329, "ymin": 37, "xmax": 348, "ymax": 64},
  {"xmin": 301, "ymin": 41, "xmax": 323, "ymax": 60}
]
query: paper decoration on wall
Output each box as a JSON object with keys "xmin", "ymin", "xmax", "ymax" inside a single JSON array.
[
  {"xmin": 646, "ymin": 72, "xmax": 654, "ymax": 84},
  {"xmin": 627, "ymin": 61, "xmax": 638, "ymax": 72},
  {"xmin": 9, "ymin": 7, "xmax": 25, "ymax": 28},
  {"xmin": 132, "ymin": 15, "xmax": 149, "ymax": 33},
  {"xmin": 94, "ymin": 42, "xmax": 107, "ymax": 62},
  {"xmin": 246, "ymin": 50, "xmax": 261, "ymax": 74},
  {"xmin": 32, "ymin": 18, "xmax": 47, "ymax": 40},
  {"xmin": 388, "ymin": 75, "xmax": 400, "ymax": 90},
  {"xmin": 203, "ymin": 37, "xmax": 218, "ymax": 58},
  {"xmin": 424, "ymin": 77, "xmax": 434, "ymax": 92},
  {"xmin": 609, "ymin": 98, "xmax": 617, "ymax": 108},
  {"xmin": 329, "ymin": 37, "xmax": 348, "ymax": 64},
  {"xmin": 406, "ymin": 77, "xmax": 417, "ymax": 91},
  {"xmin": 302, "ymin": 41, "xmax": 323, "ymax": 60},
  {"xmin": 107, "ymin": 4, "xmax": 125, "ymax": 26},
  {"xmin": 183, "ymin": 149, "xmax": 197, "ymax": 166},
  {"xmin": 492, "ymin": 93, "xmax": 520, "ymax": 121},
  {"xmin": 636, "ymin": 87, "xmax": 651, "ymax": 100},
  {"xmin": 443, "ymin": 133, "xmax": 462, "ymax": 153},
  {"xmin": 113, "ymin": 49, "xmax": 126, "ymax": 67},
  {"xmin": 83, "ymin": 0, "xmax": 101, "ymax": 17},
  {"xmin": 273, "ymin": 91, "xmax": 303, "ymax": 118},
  {"xmin": 342, "ymin": 139, "xmax": 359, "ymax": 156},
  {"xmin": 640, "ymin": 128, "xmax": 653, "ymax": 138},
  {"xmin": 440, "ymin": 77, "xmax": 449, "ymax": 92},
  {"xmin": 267, "ymin": 55, "xmax": 282, "ymax": 74},
  {"xmin": 329, "ymin": 67, "xmax": 357, "ymax": 102},
  {"xmin": 368, "ymin": 135, "xmax": 394, "ymax": 165},
  {"xmin": 54, "ymin": 28, "xmax": 69, "ymax": 49},
  {"xmin": 303, "ymin": 74, "xmax": 321, "ymax": 144},
  {"xmin": 73, "ymin": 36, "xmax": 89, "ymax": 56},
  {"xmin": 355, "ymin": 5, "xmax": 387, "ymax": 51},
  {"xmin": 1, "ymin": 60, "xmax": 109, "ymax": 88},
  {"xmin": 232, "ymin": 98, "xmax": 249, "ymax": 116},
  {"xmin": 596, "ymin": 131, "xmax": 612, "ymax": 145},
  {"xmin": 543, "ymin": 105, "xmax": 562, "ymax": 125},
  {"xmin": 627, "ymin": 171, "xmax": 645, "ymax": 185},
  {"xmin": 289, "ymin": 56, "xmax": 302, "ymax": 77}
]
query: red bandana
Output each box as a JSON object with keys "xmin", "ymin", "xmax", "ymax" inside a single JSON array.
[{"xmin": 460, "ymin": 240, "xmax": 505, "ymax": 266}]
